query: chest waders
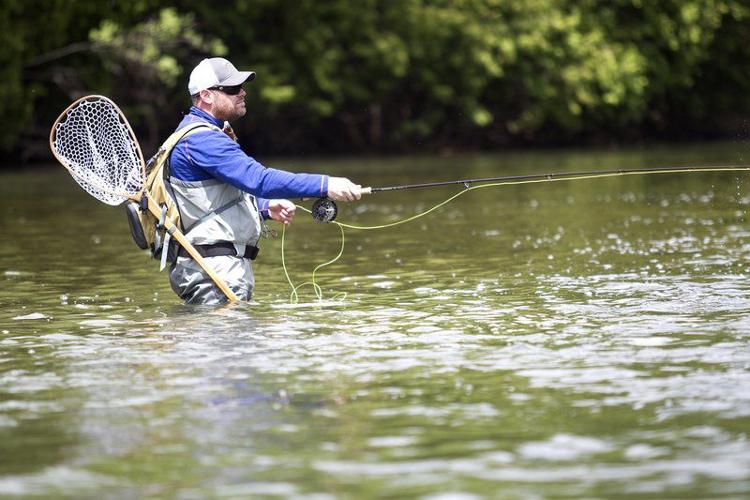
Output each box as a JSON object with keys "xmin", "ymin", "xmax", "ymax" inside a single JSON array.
[{"xmin": 125, "ymin": 122, "xmax": 262, "ymax": 302}]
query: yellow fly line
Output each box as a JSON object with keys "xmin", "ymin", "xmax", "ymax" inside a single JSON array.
[{"xmin": 280, "ymin": 164, "xmax": 750, "ymax": 303}]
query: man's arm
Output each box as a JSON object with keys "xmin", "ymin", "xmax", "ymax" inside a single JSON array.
[
  {"xmin": 256, "ymin": 198, "xmax": 271, "ymax": 219},
  {"xmin": 180, "ymin": 130, "xmax": 361, "ymax": 200},
  {"xmin": 183, "ymin": 131, "xmax": 327, "ymax": 198}
]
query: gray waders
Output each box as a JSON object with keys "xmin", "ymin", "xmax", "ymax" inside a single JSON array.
[{"xmin": 167, "ymin": 141, "xmax": 263, "ymax": 305}]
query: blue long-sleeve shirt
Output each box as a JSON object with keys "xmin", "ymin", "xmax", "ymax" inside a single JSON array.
[{"xmin": 169, "ymin": 107, "xmax": 328, "ymax": 217}]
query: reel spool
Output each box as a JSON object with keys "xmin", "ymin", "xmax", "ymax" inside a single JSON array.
[{"xmin": 311, "ymin": 197, "xmax": 338, "ymax": 223}]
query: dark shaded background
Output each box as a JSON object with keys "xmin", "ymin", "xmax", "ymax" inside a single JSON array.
[{"xmin": 3, "ymin": 0, "xmax": 750, "ymax": 165}]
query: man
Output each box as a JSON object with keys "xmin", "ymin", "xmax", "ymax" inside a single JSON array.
[{"xmin": 168, "ymin": 57, "xmax": 363, "ymax": 304}]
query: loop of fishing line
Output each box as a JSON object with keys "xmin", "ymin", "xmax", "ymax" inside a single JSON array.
[
  {"xmin": 281, "ymin": 179, "xmax": 557, "ymax": 302},
  {"xmin": 281, "ymin": 218, "xmax": 348, "ymax": 303}
]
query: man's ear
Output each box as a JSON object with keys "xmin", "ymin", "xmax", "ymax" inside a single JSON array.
[{"xmin": 199, "ymin": 89, "xmax": 214, "ymax": 105}]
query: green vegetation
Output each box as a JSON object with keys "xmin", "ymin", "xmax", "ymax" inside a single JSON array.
[{"xmin": 2, "ymin": 0, "xmax": 750, "ymax": 162}]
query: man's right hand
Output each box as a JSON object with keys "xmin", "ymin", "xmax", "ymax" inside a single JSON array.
[{"xmin": 327, "ymin": 176, "xmax": 363, "ymax": 202}]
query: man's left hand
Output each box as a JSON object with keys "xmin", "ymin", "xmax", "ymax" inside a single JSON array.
[{"xmin": 268, "ymin": 199, "xmax": 296, "ymax": 225}]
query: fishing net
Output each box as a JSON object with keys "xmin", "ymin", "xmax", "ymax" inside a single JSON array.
[{"xmin": 50, "ymin": 95, "xmax": 145, "ymax": 206}]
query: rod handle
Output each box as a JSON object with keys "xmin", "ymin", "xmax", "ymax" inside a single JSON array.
[{"xmin": 362, "ymin": 186, "xmax": 372, "ymax": 195}]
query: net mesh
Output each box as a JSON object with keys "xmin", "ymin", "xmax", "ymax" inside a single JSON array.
[{"xmin": 50, "ymin": 96, "xmax": 144, "ymax": 206}]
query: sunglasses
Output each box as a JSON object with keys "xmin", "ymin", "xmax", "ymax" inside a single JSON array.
[{"xmin": 208, "ymin": 84, "xmax": 244, "ymax": 95}]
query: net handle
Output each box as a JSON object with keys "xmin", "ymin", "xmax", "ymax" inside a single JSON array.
[
  {"xmin": 140, "ymin": 193, "xmax": 240, "ymax": 302},
  {"xmin": 49, "ymin": 95, "xmax": 240, "ymax": 303}
]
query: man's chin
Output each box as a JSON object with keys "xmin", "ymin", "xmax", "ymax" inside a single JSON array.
[{"xmin": 226, "ymin": 108, "xmax": 246, "ymax": 122}]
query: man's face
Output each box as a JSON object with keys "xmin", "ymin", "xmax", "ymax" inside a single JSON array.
[{"xmin": 209, "ymin": 86, "xmax": 247, "ymax": 122}]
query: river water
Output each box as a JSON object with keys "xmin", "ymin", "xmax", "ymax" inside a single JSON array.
[{"xmin": 1, "ymin": 143, "xmax": 749, "ymax": 498}]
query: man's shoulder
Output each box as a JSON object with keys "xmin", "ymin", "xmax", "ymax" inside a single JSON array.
[
  {"xmin": 170, "ymin": 121, "xmax": 239, "ymax": 166},
  {"xmin": 172, "ymin": 121, "xmax": 231, "ymax": 154},
  {"xmin": 179, "ymin": 124, "xmax": 222, "ymax": 141},
  {"xmin": 176, "ymin": 115, "xmax": 223, "ymax": 135}
]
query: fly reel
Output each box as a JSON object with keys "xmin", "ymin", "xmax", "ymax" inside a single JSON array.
[{"xmin": 311, "ymin": 197, "xmax": 338, "ymax": 223}]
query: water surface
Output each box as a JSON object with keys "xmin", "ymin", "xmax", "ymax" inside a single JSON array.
[{"xmin": 1, "ymin": 143, "xmax": 749, "ymax": 497}]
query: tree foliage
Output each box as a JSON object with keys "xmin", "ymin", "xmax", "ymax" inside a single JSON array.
[{"xmin": 2, "ymin": 0, "xmax": 750, "ymax": 162}]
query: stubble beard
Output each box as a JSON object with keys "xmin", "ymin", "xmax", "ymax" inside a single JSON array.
[{"xmin": 214, "ymin": 96, "xmax": 246, "ymax": 123}]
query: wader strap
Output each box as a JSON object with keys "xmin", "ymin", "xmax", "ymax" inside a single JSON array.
[
  {"xmin": 182, "ymin": 195, "xmax": 245, "ymax": 235},
  {"xmin": 160, "ymin": 228, "xmax": 173, "ymax": 271},
  {"xmin": 162, "ymin": 122, "xmax": 219, "ymax": 235},
  {"xmin": 178, "ymin": 242, "xmax": 259, "ymax": 261},
  {"xmin": 158, "ymin": 204, "xmax": 168, "ymax": 227}
]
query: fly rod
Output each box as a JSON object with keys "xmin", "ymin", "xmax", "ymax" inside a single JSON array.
[
  {"xmin": 310, "ymin": 163, "xmax": 750, "ymax": 223},
  {"xmin": 368, "ymin": 164, "xmax": 750, "ymax": 192}
]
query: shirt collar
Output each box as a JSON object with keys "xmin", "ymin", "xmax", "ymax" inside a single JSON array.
[{"xmin": 188, "ymin": 106, "xmax": 225, "ymax": 128}]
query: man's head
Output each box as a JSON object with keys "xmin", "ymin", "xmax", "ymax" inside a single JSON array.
[{"xmin": 188, "ymin": 58, "xmax": 256, "ymax": 122}]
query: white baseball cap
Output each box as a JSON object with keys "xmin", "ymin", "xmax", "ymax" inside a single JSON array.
[{"xmin": 188, "ymin": 57, "xmax": 256, "ymax": 95}]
